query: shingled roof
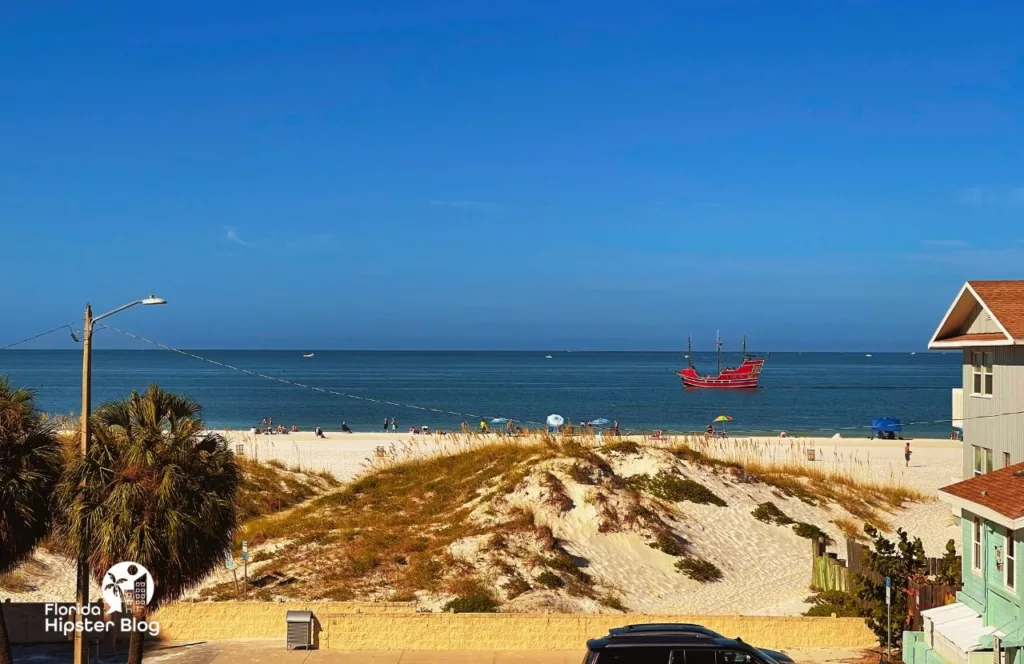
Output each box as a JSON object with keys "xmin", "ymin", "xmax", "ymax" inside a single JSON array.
[
  {"xmin": 939, "ymin": 461, "xmax": 1024, "ymax": 528},
  {"xmin": 929, "ymin": 280, "xmax": 1024, "ymax": 348}
]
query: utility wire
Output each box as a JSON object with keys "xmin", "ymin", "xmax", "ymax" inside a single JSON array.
[
  {"xmin": 101, "ymin": 324, "xmax": 1024, "ymax": 436},
  {"xmin": 0, "ymin": 323, "xmax": 76, "ymax": 351}
]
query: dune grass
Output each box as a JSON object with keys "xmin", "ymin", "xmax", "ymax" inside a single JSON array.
[{"xmin": 202, "ymin": 430, "xmax": 926, "ymax": 603}]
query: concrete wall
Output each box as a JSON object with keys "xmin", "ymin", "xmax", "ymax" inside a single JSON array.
[
  {"xmin": 147, "ymin": 604, "xmax": 875, "ymax": 650},
  {"xmin": 960, "ymin": 347, "xmax": 1024, "ymax": 479}
]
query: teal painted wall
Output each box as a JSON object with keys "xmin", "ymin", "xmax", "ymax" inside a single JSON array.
[{"xmin": 961, "ymin": 510, "xmax": 1022, "ymax": 633}]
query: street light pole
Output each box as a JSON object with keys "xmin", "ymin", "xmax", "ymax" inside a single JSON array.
[
  {"xmin": 72, "ymin": 304, "xmax": 93, "ymax": 664},
  {"xmin": 72, "ymin": 296, "xmax": 166, "ymax": 664}
]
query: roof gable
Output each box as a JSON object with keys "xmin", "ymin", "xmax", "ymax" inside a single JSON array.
[
  {"xmin": 969, "ymin": 281, "xmax": 1024, "ymax": 339},
  {"xmin": 928, "ymin": 281, "xmax": 1024, "ymax": 348}
]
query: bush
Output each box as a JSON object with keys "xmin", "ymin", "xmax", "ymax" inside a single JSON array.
[
  {"xmin": 604, "ymin": 439, "xmax": 642, "ymax": 455},
  {"xmin": 649, "ymin": 529, "xmax": 686, "ymax": 556},
  {"xmin": 752, "ymin": 502, "xmax": 794, "ymax": 525},
  {"xmin": 442, "ymin": 591, "xmax": 499, "ymax": 613},
  {"xmin": 503, "ymin": 575, "xmax": 531, "ymax": 599},
  {"xmin": 536, "ymin": 570, "xmax": 565, "ymax": 589},
  {"xmin": 627, "ymin": 472, "xmax": 727, "ymax": 506},
  {"xmin": 567, "ymin": 463, "xmax": 596, "ymax": 485},
  {"xmin": 675, "ymin": 558, "xmax": 723, "ymax": 583},
  {"xmin": 599, "ymin": 593, "xmax": 628, "ymax": 611},
  {"xmin": 804, "ymin": 590, "xmax": 861, "ymax": 617},
  {"xmin": 793, "ymin": 522, "xmax": 833, "ymax": 544}
]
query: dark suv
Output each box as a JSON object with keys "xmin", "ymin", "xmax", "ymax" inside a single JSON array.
[{"xmin": 584, "ymin": 623, "xmax": 783, "ymax": 664}]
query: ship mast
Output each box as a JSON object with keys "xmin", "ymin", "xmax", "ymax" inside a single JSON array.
[
  {"xmin": 716, "ymin": 329, "xmax": 722, "ymax": 374},
  {"xmin": 742, "ymin": 334, "xmax": 747, "ymax": 359},
  {"xmin": 687, "ymin": 335, "xmax": 693, "ymax": 368}
]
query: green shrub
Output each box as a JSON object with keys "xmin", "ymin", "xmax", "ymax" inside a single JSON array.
[
  {"xmin": 793, "ymin": 522, "xmax": 833, "ymax": 544},
  {"xmin": 752, "ymin": 502, "xmax": 794, "ymax": 525},
  {"xmin": 675, "ymin": 558, "xmax": 723, "ymax": 583},
  {"xmin": 442, "ymin": 591, "xmax": 499, "ymax": 613},
  {"xmin": 536, "ymin": 570, "xmax": 565, "ymax": 589},
  {"xmin": 804, "ymin": 590, "xmax": 861, "ymax": 617},
  {"xmin": 650, "ymin": 530, "xmax": 686, "ymax": 556},
  {"xmin": 603, "ymin": 439, "xmax": 641, "ymax": 455},
  {"xmin": 627, "ymin": 472, "xmax": 727, "ymax": 506}
]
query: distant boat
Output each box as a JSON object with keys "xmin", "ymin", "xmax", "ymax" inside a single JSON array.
[
  {"xmin": 865, "ymin": 354, "xmax": 873, "ymax": 357},
  {"xmin": 303, "ymin": 353, "xmax": 315, "ymax": 358},
  {"xmin": 911, "ymin": 352, "xmax": 916, "ymax": 355},
  {"xmin": 545, "ymin": 355, "xmax": 553, "ymax": 359}
]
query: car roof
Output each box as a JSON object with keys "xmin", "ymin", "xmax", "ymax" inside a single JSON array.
[{"xmin": 587, "ymin": 624, "xmax": 751, "ymax": 652}]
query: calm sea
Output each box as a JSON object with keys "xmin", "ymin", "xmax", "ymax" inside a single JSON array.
[{"xmin": 0, "ymin": 350, "xmax": 961, "ymax": 437}]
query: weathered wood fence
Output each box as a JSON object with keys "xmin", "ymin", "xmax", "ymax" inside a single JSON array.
[{"xmin": 810, "ymin": 538, "xmax": 960, "ymax": 628}]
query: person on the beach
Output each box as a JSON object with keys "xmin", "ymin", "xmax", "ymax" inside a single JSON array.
[
  {"xmin": 390, "ymin": 418, "xmax": 397, "ymax": 432},
  {"xmin": 315, "ymin": 426, "xmax": 325, "ymax": 438},
  {"xmin": 383, "ymin": 417, "xmax": 389, "ymax": 432},
  {"xmin": 904, "ymin": 442, "xmax": 912, "ymax": 467},
  {"xmin": 480, "ymin": 418, "xmax": 489, "ymax": 433},
  {"xmin": 341, "ymin": 422, "xmax": 352, "ymax": 433}
]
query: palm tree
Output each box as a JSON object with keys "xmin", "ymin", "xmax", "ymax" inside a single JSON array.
[
  {"xmin": 0, "ymin": 377, "xmax": 63, "ymax": 664},
  {"xmin": 57, "ymin": 385, "xmax": 241, "ymax": 664}
]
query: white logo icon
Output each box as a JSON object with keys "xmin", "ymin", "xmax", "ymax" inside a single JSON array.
[{"xmin": 102, "ymin": 562, "xmax": 154, "ymax": 613}]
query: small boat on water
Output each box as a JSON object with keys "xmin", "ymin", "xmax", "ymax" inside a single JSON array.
[
  {"xmin": 303, "ymin": 353, "xmax": 315, "ymax": 358},
  {"xmin": 865, "ymin": 353, "xmax": 872, "ymax": 357},
  {"xmin": 677, "ymin": 332, "xmax": 765, "ymax": 389},
  {"xmin": 545, "ymin": 355, "xmax": 553, "ymax": 359}
]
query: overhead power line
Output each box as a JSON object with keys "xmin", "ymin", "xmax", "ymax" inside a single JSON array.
[{"xmin": 0, "ymin": 323, "xmax": 76, "ymax": 351}]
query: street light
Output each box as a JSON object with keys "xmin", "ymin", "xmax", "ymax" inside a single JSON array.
[{"xmin": 73, "ymin": 295, "xmax": 166, "ymax": 664}]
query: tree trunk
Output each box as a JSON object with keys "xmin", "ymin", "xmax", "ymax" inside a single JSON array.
[
  {"xmin": 0, "ymin": 602, "xmax": 13, "ymax": 664},
  {"xmin": 126, "ymin": 606, "xmax": 147, "ymax": 664}
]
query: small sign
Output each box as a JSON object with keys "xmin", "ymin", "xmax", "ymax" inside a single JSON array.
[
  {"xmin": 885, "ymin": 576, "xmax": 891, "ymax": 588},
  {"xmin": 242, "ymin": 540, "xmax": 248, "ymax": 553},
  {"xmin": 225, "ymin": 551, "xmax": 235, "ymax": 570},
  {"xmin": 994, "ymin": 635, "xmax": 1001, "ymax": 664},
  {"xmin": 885, "ymin": 576, "xmax": 891, "ymax": 604},
  {"xmin": 241, "ymin": 551, "xmax": 248, "ymax": 562}
]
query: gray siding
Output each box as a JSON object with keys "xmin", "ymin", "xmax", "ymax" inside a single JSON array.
[
  {"xmin": 961, "ymin": 346, "xmax": 1024, "ymax": 478},
  {"xmin": 964, "ymin": 304, "xmax": 1002, "ymax": 334}
]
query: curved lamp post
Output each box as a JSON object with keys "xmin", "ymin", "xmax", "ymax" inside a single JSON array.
[{"xmin": 74, "ymin": 296, "xmax": 166, "ymax": 664}]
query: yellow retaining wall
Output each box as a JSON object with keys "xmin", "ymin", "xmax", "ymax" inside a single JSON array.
[
  {"xmin": 323, "ymin": 613, "xmax": 874, "ymax": 650},
  {"xmin": 152, "ymin": 605, "xmax": 873, "ymax": 650},
  {"xmin": 153, "ymin": 601, "xmax": 415, "ymax": 642}
]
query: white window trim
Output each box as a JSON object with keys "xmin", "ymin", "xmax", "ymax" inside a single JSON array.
[
  {"xmin": 974, "ymin": 446, "xmax": 993, "ymax": 477},
  {"xmin": 1006, "ymin": 531, "xmax": 1016, "ymax": 592},
  {"xmin": 973, "ymin": 517, "xmax": 983, "ymax": 574},
  {"xmin": 970, "ymin": 351, "xmax": 994, "ymax": 398}
]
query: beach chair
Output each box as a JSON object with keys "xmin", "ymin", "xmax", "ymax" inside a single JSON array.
[{"xmin": 651, "ymin": 430, "xmax": 665, "ymax": 441}]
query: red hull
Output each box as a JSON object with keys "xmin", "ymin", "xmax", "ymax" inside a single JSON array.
[{"xmin": 678, "ymin": 358, "xmax": 765, "ymax": 389}]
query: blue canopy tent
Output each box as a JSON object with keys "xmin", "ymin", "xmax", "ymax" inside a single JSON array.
[{"xmin": 870, "ymin": 417, "xmax": 903, "ymax": 440}]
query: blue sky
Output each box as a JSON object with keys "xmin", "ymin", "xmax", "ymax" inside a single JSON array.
[{"xmin": 2, "ymin": 1, "xmax": 1023, "ymax": 351}]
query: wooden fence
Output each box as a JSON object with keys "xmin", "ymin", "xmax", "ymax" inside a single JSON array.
[{"xmin": 810, "ymin": 538, "xmax": 959, "ymax": 627}]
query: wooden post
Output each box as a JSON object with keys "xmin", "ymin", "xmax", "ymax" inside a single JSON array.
[{"xmin": 74, "ymin": 305, "xmax": 93, "ymax": 664}]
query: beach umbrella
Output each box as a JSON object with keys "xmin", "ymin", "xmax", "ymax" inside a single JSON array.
[
  {"xmin": 588, "ymin": 418, "xmax": 611, "ymax": 426},
  {"xmin": 546, "ymin": 414, "xmax": 565, "ymax": 428},
  {"xmin": 713, "ymin": 415, "xmax": 733, "ymax": 423}
]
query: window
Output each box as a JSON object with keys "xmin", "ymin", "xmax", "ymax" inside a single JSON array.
[
  {"xmin": 1005, "ymin": 452, "xmax": 1012, "ymax": 469},
  {"xmin": 598, "ymin": 647, "xmax": 672, "ymax": 663},
  {"xmin": 1007, "ymin": 532, "xmax": 1016, "ymax": 591},
  {"xmin": 973, "ymin": 518, "xmax": 983, "ymax": 573},
  {"xmin": 974, "ymin": 446, "xmax": 994, "ymax": 476},
  {"xmin": 971, "ymin": 351, "xmax": 994, "ymax": 396}
]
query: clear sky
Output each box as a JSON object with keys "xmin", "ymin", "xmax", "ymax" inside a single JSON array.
[{"xmin": 2, "ymin": 1, "xmax": 1023, "ymax": 351}]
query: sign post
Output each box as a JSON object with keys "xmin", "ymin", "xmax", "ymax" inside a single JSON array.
[
  {"xmin": 885, "ymin": 576, "xmax": 892, "ymax": 663},
  {"xmin": 242, "ymin": 540, "xmax": 249, "ymax": 598},
  {"xmin": 226, "ymin": 549, "xmax": 239, "ymax": 596},
  {"xmin": 993, "ymin": 635, "xmax": 1001, "ymax": 664}
]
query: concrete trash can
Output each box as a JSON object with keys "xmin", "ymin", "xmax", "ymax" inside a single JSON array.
[{"xmin": 286, "ymin": 610, "xmax": 314, "ymax": 650}]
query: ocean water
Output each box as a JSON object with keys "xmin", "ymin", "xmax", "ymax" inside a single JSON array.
[{"xmin": 0, "ymin": 350, "xmax": 961, "ymax": 437}]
